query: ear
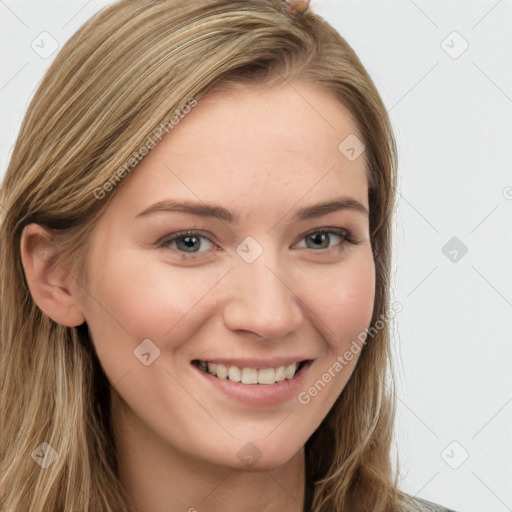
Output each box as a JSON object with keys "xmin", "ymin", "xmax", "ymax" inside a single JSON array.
[{"xmin": 20, "ymin": 223, "xmax": 85, "ymax": 327}]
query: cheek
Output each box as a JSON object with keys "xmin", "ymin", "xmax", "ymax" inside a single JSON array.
[
  {"xmin": 82, "ymin": 252, "xmax": 227, "ymax": 353},
  {"xmin": 337, "ymin": 261, "xmax": 376, "ymax": 344},
  {"xmin": 295, "ymin": 254, "xmax": 375, "ymax": 423},
  {"xmin": 298, "ymin": 249, "xmax": 376, "ymax": 348},
  {"xmin": 80, "ymin": 254, "xmax": 228, "ymax": 405}
]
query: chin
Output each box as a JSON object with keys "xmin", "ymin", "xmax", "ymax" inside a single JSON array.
[{"xmin": 217, "ymin": 439, "xmax": 305, "ymax": 473}]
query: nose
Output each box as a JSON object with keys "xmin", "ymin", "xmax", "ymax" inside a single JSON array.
[{"xmin": 222, "ymin": 254, "xmax": 304, "ymax": 341}]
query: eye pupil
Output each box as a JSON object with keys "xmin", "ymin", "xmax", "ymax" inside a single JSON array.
[
  {"xmin": 178, "ymin": 236, "xmax": 200, "ymax": 252},
  {"xmin": 307, "ymin": 233, "xmax": 330, "ymax": 250}
]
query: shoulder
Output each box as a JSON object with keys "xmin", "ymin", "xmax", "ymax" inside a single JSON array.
[{"xmin": 402, "ymin": 493, "xmax": 459, "ymax": 512}]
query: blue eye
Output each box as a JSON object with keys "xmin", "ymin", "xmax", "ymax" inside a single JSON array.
[{"xmin": 156, "ymin": 227, "xmax": 359, "ymax": 257}]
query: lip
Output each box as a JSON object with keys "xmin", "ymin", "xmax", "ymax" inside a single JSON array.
[{"xmin": 192, "ymin": 359, "xmax": 314, "ymax": 407}]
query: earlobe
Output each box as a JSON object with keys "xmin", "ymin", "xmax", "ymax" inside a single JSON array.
[{"xmin": 20, "ymin": 223, "xmax": 86, "ymax": 327}]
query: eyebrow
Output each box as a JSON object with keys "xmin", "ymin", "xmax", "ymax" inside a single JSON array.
[{"xmin": 135, "ymin": 196, "xmax": 369, "ymax": 223}]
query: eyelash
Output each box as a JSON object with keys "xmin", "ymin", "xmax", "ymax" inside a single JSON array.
[{"xmin": 155, "ymin": 227, "xmax": 361, "ymax": 258}]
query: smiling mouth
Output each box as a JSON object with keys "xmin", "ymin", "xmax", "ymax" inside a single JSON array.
[{"xmin": 192, "ymin": 360, "xmax": 309, "ymax": 385}]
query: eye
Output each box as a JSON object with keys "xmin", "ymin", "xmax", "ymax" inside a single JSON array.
[
  {"xmin": 293, "ymin": 227, "xmax": 359, "ymax": 251},
  {"xmin": 156, "ymin": 227, "xmax": 359, "ymax": 258},
  {"xmin": 156, "ymin": 230, "xmax": 215, "ymax": 254}
]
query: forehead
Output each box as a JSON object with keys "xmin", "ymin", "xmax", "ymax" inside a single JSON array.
[
  {"xmin": 170, "ymin": 81, "xmax": 363, "ymax": 167},
  {"xmin": 105, "ymin": 81, "xmax": 369, "ymax": 219}
]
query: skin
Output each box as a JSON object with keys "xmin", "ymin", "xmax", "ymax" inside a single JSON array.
[{"xmin": 21, "ymin": 81, "xmax": 375, "ymax": 512}]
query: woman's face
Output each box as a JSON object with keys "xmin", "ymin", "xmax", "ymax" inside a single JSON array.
[{"xmin": 77, "ymin": 81, "xmax": 375, "ymax": 470}]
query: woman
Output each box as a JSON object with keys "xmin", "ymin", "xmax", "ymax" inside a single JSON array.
[{"xmin": 0, "ymin": 0, "xmax": 459, "ymax": 511}]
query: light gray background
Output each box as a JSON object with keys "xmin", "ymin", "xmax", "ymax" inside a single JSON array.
[{"xmin": 1, "ymin": 1, "xmax": 511, "ymax": 511}]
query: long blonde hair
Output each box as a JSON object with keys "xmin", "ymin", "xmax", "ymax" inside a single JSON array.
[{"xmin": 1, "ymin": 1, "xmax": 409, "ymax": 510}]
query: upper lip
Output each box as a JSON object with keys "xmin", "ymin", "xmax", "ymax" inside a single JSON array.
[{"xmin": 192, "ymin": 357, "xmax": 312, "ymax": 369}]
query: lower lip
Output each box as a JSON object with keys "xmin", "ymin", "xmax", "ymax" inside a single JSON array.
[{"xmin": 192, "ymin": 361, "xmax": 313, "ymax": 407}]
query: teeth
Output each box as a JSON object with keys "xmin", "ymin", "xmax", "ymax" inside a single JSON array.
[
  {"xmin": 257, "ymin": 368, "xmax": 275, "ymax": 385},
  {"xmin": 275, "ymin": 365, "xmax": 286, "ymax": 382},
  {"xmin": 228, "ymin": 366, "xmax": 241, "ymax": 382},
  {"xmin": 215, "ymin": 364, "xmax": 228, "ymax": 379},
  {"xmin": 241, "ymin": 368, "xmax": 258, "ymax": 384},
  {"xmin": 198, "ymin": 361, "xmax": 300, "ymax": 385},
  {"xmin": 284, "ymin": 363, "xmax": 296, "ymax": 379}
]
